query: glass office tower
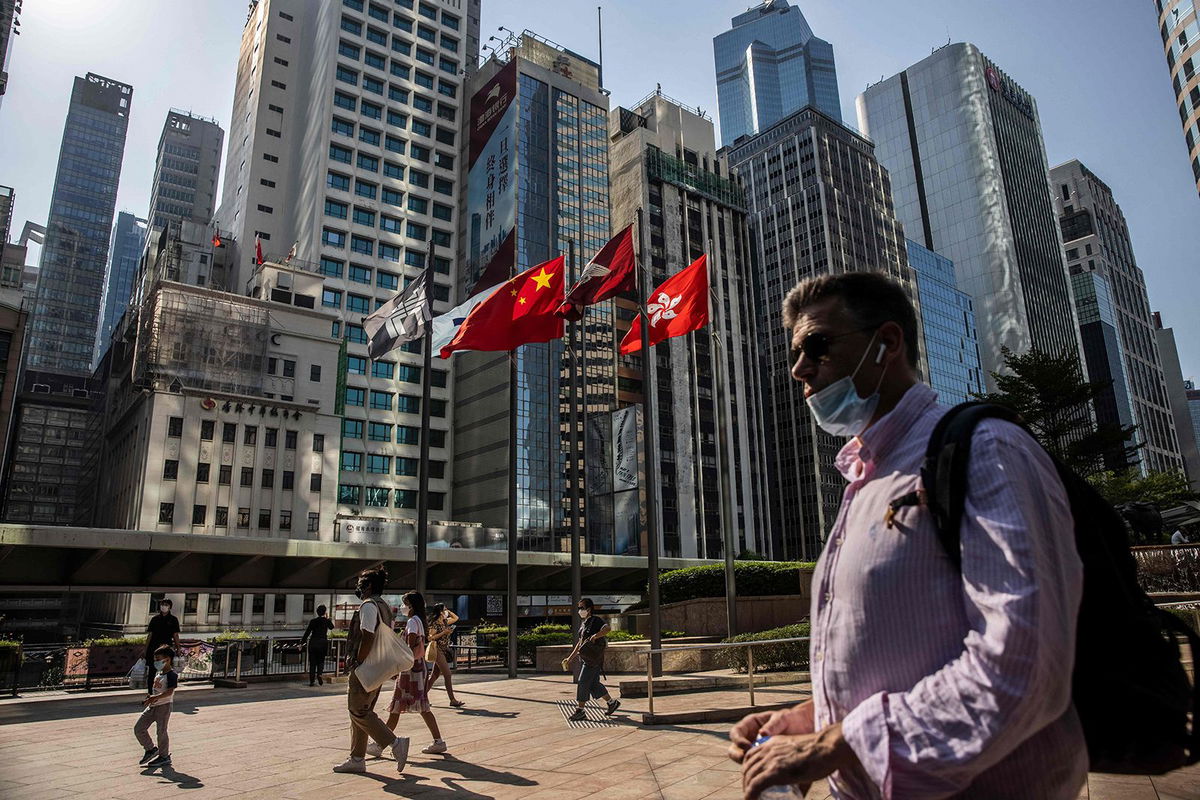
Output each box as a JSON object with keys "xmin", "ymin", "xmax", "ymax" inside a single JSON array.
[
  {"xmin": 26, "ymin": 73, "xmax": 132, "ymax": 376},
  {"xmin": 95, "ymin": 211, "xmax": 147, "ymax": 364},
  {"xmin": 1155, "ymin": 0, "xmax": 1200, "ymax": 198},
  {"xmin": 905, "ymin": 239, "xmax": 983, "ymax": 404},
  {"xmin": 713, "ymin": 0, "xmax": 841, "ymax": 147}
]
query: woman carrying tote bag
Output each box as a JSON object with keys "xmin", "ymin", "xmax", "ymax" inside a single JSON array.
[{"xmin": 425, "ymin": 603, "xmax": 465, "ymax": 708}]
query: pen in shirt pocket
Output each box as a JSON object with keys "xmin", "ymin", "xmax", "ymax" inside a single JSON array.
[{"xmin": 885, "ymin": 488, "xmax": 927, "ymax": 528}]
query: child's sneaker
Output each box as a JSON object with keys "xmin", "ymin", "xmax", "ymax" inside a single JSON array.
[
  {"xmin": 332, "ymin": 756, "xmax": 366, "ymax": 773},
  {"xmin": 146, "ymin": 753, "xmax": 172, "ymax": 768},
  {"xmin": 421, "ymin": 739, "xmax": 447, "ymax": 754},
  {"xmin": 138, "ymin": 747, "xmax": 159, "ymax": 765}
]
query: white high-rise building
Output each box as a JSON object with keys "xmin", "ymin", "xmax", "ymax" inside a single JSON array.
[{"xmin": 215, "ymin": 0, "xmax": 479, "ymax": 532}]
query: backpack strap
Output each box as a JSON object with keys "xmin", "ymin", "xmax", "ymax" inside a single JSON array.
[{"xmin": 922, "ymin": 402, "xmax": 1025, "ymax": 569}]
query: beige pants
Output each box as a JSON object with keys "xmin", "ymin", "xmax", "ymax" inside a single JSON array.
[
  {"xmin": 134, "ymin": 703, "xmax": 171, "ymax": 754},
  {"xmin": 347, "ymin": 671, "xmax": 395, "ymax": 758}
]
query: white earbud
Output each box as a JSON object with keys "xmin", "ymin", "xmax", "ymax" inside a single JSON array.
[{"xmin": 875, "ymin": 343, "xmax": 886, "ymax": 364}]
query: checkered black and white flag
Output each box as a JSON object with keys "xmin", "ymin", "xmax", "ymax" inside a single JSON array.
[{"xmin": 363, "ymin": 268, "xmax": 432, "ymax": 359}]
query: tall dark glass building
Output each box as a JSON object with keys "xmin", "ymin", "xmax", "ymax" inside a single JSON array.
[
  {"xmin": 727, "ymin": 105, "xmax": 914, "ymax": 560},
  {"xmin": 858, "ymin": 44, "xmax": 1082, "ymax": 390},
  {"xmin": 905, "ymin": 239, "xmax": 982, "ymax": 404},
  {"xmin": 25, "ymin": 73, "xmax": 132, "ymax": 376},
  {"xmin": 95, "ymin": 211, "xmax": 146, "ymax": 364},
  {"xmin": 713, "ymin": 0, "xmax": 841, "ymax": 147}
]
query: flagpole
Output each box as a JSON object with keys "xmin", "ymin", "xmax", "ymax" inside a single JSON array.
[
  {"xmin": 507, "ymin": 348, "xmax": 519, "ymax": 678},
  {"xmin": 711, "ymin": 237, "xmax": 738, "ymax": 639},
  {"xmin": 636, "ymin": 207, "xmax": 662, "ymax": 677},
  {"xmin": 415, "ymin": 241, "xmax": 434, "ymax": 596},
  {"xmin": 568, "ymin": 239, "xmax": 582, "ymax": 631}
]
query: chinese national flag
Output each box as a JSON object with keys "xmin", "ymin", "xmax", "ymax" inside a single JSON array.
[
  {"xmin": 618, "ymin": 255, "xmax": 709, "ymax": 355},
  {"xmin": 555, "ymin": 224, "xmax": 636, "ymax": 321},
  {"xmin": 440, "ymin": 256, "xmax": 566, "ymax": 358}
]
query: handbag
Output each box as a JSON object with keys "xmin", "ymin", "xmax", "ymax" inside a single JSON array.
[
  {"xmin": 127, "ymin": 658, "xmax": 147, "ymax": 688},
  {"xmin": 355, "ymin": 615, "xmax": 414, "ymax": 692},
  {"xmin": 425, "ymin": 638, "xmax": 439, "ymax": 662}
]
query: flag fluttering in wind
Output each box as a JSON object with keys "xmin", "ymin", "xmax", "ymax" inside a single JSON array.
[
  {"xmin": 255, "ymin": 234, "xmax": 264, "ymax": 266},
  {"xmin": 431, "ymin": 284, "xmax": 502, "ymax": 357},
  {"xmin": 363, "ymin": 268, "xmax": 433, "ymax": 359},
  {"xmin": 285, "ymin": 241, "xmax": 298, "ymax": 262},
  {"xmin": 618, "ymin": 255, "xmax": 709, "ymax": 355},
  {"xmin": 440, "ymin": 257, "xmax": 565, "ymax": 358},
  {"xmin": 555, "ymin": 224, "xmax": 636, "ymax": 321}
]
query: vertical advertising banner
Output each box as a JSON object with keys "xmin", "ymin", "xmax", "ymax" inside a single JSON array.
[
  {"xmin": 612, "ymin": 404, "xmax": 639, "ymax": 492},
  {"xmin": 467, "ymin": 60, "xmax": 518, "ymax": 293}
]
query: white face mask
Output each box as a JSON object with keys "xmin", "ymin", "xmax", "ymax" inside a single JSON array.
[
  {"xmin": 578, "ymin": 609, "xmax": 589, "ymax": 619},
  {"xmin": 159, "ymin": 605, "xmax": 170, "ymax": 613},
  {"xmin": 805, "ymin": 331, "xmax": 887, "ymax": 437}
]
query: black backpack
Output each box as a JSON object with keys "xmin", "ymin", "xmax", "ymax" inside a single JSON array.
[{"xmin": 901, "ymin": 401, "xmax": 1200, "ymax": 774}]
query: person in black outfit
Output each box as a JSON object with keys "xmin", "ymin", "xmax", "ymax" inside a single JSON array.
[
  {"xmin": 301, "ymin": 604, "xmax": 334, "ymax": 685},
  {"xmin": 564, "ymin": 598, "xmax": 620, "ymax": 721},
  {"xmin": 144, "ymin": 597, "xmax": 182, "ymax": 693}
]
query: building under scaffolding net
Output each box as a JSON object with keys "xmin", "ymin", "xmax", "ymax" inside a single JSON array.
[{"xmin": 133, "ymin": 283, "xmax": 270, "ymax": 397}]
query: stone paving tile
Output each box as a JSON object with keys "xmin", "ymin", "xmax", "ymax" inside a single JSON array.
[{"xmin": 2, "ymin": 674, "xmax": 1199, "ymax": 799}]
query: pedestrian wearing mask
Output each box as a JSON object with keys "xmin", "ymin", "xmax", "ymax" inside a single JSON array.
[
  {"xmin": 301, "ymin": 604, "xmax": 334, "ymax": 686},
  {"xmin": 564, "ymin": 598, "xmax": 619, "ymax": 721},
  {"xmin": 143, "ymin": 598, "xmax": 181, "ymax": 695},
  {"xmin": 426, "ymin": 603, "xmax": 466, "ymax": 707},
  {"xmin": 369, "ymin": 591, "xmax": 448, "ymax": 757}
]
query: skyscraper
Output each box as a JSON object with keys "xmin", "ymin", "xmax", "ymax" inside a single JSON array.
[
  {"xmin": 25, "ymin": 72, "xmax": 132, "ymax": 376},
  {"xmin": 905, "ymin": 239, "xmax": 983, "ymax": 404},
  {"xmin": 214, "ymin": 0, "xmax": 476, "ymax": 531},
  {"xmin": 95, "ymin": 211, "xmax": 147, "ymax": 363},
  {"xmin": 146, "ymin": 110, "xmax": 224, "ymax": 232},
  {"xmin": 726, "ymin": 105, "xmax": 914, "ymax": 560},
  {"xmin": 1155, "ymin": 0, "xmax": 1200, "ymax": 199},
  {"xmin": 1155, "ymin": 312, "xmax": 1200, "ymax": 487},
  {"xmin": 1052, "ymin": 159, "xmax": 1184, "ymax": 475},
  {"xmin": 452, "ymin": 34, "xmax": 616, "ymax": 553},
  {"xmin": 608, "ymin": 89, "xmax": 772, "ymax": 559},
  {"xmin": 713, "ymin": 0, "xmax": 841, "ymax": 147},
  {"xmin": 0, "ymin": 0, "xmax": 21, "ymax": 106},
  {"xmin": 858, "ymin": 44, "xmax": 1083, "ymax": 390}
]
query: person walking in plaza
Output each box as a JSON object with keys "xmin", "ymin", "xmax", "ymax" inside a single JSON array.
[
  {"xmin": 143, "ymin": 597, "xmax": 181, "ymax": 694},
  {"xmin": 301, "ymin": 604, "xmax": 334, "ymax": 686},
  {"xmin": 369, "ymin": 590, "xmax": 447, "ymax": 756},
  {"xmin": 564, "ymin": 598, "xmax": 619, "ymax": 721},
  {"xmin": 134, "ymin": 645, "xmax": 178, "ymax": 768},
  {"xmin": 425, "ymin": 603, "xmax": 465, "ymax": 707},
  {"xmin": 728, "ymin": 273, "xmax": 1085, "ymax": 799},
  {"xmin": 333, "ymin": 566, "xmax": 410, "ymax": 775}
]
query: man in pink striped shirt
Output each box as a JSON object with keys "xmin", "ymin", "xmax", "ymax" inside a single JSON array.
[{"xmin": 729, "ymin": 273, "xmax": 1087, "ymax": 799}]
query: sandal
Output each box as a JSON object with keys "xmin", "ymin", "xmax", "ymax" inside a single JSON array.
[{"xmin": 450, "ymin": 700, "xmax": 466, "ymax": 707}]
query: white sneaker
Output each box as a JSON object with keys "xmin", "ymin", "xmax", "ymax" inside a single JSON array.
[
  {"xmin": 332, "ymin": 756, "xmax": 366, "ymax": 774},
  {"xmin": 421, "ymin": 739, "xmax": 447, "ymax": 754},
  {"xmin": 365, "ymin": 741, "xmax": 384, "ymax": 758},
  {"xmin": 392, "ymin": 737, "xmax": 410, "ymax": 772}
]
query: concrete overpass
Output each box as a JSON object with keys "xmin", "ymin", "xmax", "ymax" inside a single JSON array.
[{"xmin": 0, "ymin": 525, "xmax": 715, "ymax": 594}]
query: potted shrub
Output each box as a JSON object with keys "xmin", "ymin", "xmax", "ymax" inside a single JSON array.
[{"xmin": 0, "ymin": 639, "xmax": 21, "ymax": 695}]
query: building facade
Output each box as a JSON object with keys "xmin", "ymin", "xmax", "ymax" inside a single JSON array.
[
  {"xmin": 1155, "ymin": 0, "xmax": 1200, "ymax": 198},
  {"xmin": 726, "ymin": 105, "xmax": 915, "ymax": 560},
  {"xmin": 1052, "ymin": 159, "xmax": 1184, "ymax": 475},
  {"xmin": 95, "ymin": 212, "xmax": 147, "ymax": 365},
  {"xmin": 146, "ymin": 110, "xmax": 224, "ymax": 232},
  {"xmin": 1188, "ymin": 383, "xmax": 1200, "ymax": 462},
  {"xmin": 451, "ymin": 35, "xmax": 618, "ymax": 554},
  {"xmin": 0, "ymin": 294, "xmax": 25, "ymax": 478},
  {"xmin": 0, "ymin": 184, "xmax": 12, "ymax": 247},
  {"xmin": 713, "ymin": 0, "xmax": 841, "ymax": 147},
  {"xmin": 25, "ymin": 73, "xmax": 132, "ymax": 376},
  {"xmin": 608, "ymin": 90, "xmax": 772, "ymax": 559},
  {"xmin": 214, "ymin": 0, "xmax": 479, "ymax": 534},
  {"xmin": 858, "ymin": 43, "xmax": 1083, "ymax": 390},
  {"xmin": 0, "ymin": 0, "xmax": 20, "ymax": 105},
  {"xmin": 1155, "ymin": 313, "xmax": 1200, "ymax": 487},
  {"xmin": 904, "ymin": 239, "xmax": 982, "ymax": 404}
]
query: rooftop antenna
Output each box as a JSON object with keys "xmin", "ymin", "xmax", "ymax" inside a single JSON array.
[{"xmin": 597, "ymin": 6, "xmax": 604, "ymax": 89}]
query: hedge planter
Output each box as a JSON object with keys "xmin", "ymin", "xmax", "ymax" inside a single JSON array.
[{"xmin": 0, "ymin": 643, "xmax": 20, "ymax": 696}]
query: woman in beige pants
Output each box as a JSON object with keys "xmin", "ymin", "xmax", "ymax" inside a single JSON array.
[{"xmin": 426, "ymin": 604, "xmax": 465, "ymax": 707}]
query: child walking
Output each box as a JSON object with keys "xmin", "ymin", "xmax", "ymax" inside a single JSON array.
[
  {"xmin": 135, "ymin": 645, "xmax": 178, "ymax": 768},
  {"xmin": 367, "ymin": 591, "xmax": 447, "ymax": 759}
]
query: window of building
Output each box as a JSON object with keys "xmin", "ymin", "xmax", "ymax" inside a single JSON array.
[
  {"xmin": 167, "ymin": 416, "xmax": 184, "ymax": 437},
  {"xmin": 347, "ymin": 294, "xmax": 371, "ymax": 314},
  {"xmin": 197, "ymin": 463, "xmax": 211, "ymax": 483},
  {"xmin": 322, "ymin": 228, "xmax": 347, "ymax": 248},
  {"xmin": 159, "ymin": 503, "xmax": 174, "ymax": 524},
  {"xmin": 253, "ymin": 594, "xmax": 266, "ymax": 614},
  {"xmin": 231, "ymin": 594, "xmax": 244, "ymax": 614},
  {"xmin": 320, "ymin": 257, "xmax": 344, "ymax": 277},
  {"xmin": 308, "ymin": 513, "xmax": 320, "ymax": 532},
  {"xmin": 329, "ymin": 143, "xmax": 353, "ymax": 164},
  {"xmin": 200, "ymin": 419, "xmax": 215, "ymax": 440},
  {"xmin": 328, "ymin": 171, "xmax": 351, "ymax": 191},
  {"xmin": 264, "ymin": 428, "xmax": 278, "ymax": 448},
  {"xmin": 216, "ymin": 506, "xmax": 228, "ymax": 527},
  {"xmin": 219, "ymin": 465, "xmax": 232, "ymax": 485},
  {"xmin": 313, "ymin": 434, "xmax": 325, "ymax": 452},
  {"xmin": 310, "ymin": 473, "xmax": 323, "ymax": 493},
  {"xmin": 369, "ymin": 390, "xmax": 393, "ymax": 410},
  {"xmin": 325, "ymin": 199, "xmax": 348, "ymax": 219},
  {"xmin": 192, "ymin": 505, "xmax": 206, "ymax": 526},
  {"xmin": 241, "ymin": 467, "xmax": 254, "ymax": 487},
  {"xmin": 346, "ymin": 324, "xmax": 367, "ymax": 344},
  {"xmin": 279, "ymin": 510, "xmax": 292, "ymax": 531},
  {"xmin": 244, "ymin": 425, "xmax": 258, "ymax": 446},
  {"xmin": 237, "ymin": 508, "xmax": 250, "ymax": 529},
  {"xmin": 322, "ymin": 288, "xmax": 343, "ymax": 308},
  {"xmin": 366, "ymin": 487, "xmax": 391, "ymax": 507},
  {"xmin": 257, "ymin": 509, "xmax": 271, "ymax": 530},
  {"xmin": 345, "ymin": 387, "xmax": 366, "ymax": 407},
  {"xmin": 339, "ymin": 484, "xmax": 362, "ymax": 505},
  {"xmin": 163, "ymin": 459, "xmax": 179, "ymax": 480}
]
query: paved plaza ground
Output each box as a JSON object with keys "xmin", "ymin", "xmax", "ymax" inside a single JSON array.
[{"xmin": 1, "ymin": 674, "xmax": 1198, "ymax": 799}]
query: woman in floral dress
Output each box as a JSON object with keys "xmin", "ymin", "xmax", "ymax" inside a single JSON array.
[
  {"xmin": 426, "ymin": 603, "xmax": 465, "ymax": 707},
  {"xmin": 367, "ymin": 591, "xmax": 446, "ymax": 758}
]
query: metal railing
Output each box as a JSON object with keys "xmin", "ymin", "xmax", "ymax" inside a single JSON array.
[
  {"xmin": 211, "ymin": 638, "xmax": 351, "ymax": 682},
  {"xmin": 639, "ymin": 637, "xmax": 810, "ymax": 719}
]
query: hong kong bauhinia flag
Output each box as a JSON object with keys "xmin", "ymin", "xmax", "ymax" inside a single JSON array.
[
  {"xmin": 555, "ymin": 224, "xmax": 636, "ymax": 321},
  {"xmin": 618, "ymin": 255, "xmax": 709, "ymax": 355},
  {"xmin": 440, "ymin": 256, "xmax": 566, "ymax": 357}
]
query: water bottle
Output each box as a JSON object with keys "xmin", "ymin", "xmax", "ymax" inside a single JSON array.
[{"xmin": 752, "ymin": 735, "xmax": 799, "ymax": 798}]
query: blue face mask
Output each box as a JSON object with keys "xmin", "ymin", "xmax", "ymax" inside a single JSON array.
[
  {"xmin": 154, "ymin": 659, "xmax": 168, "ymax": 670},
  {"xmin": 805, "ymin": 331, "xmax": 887, "ymax": 437}
]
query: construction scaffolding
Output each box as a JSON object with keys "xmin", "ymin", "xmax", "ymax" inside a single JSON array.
[{"xmin": 133, "ymin": 283, "xmax": 270, "ymax": 398}]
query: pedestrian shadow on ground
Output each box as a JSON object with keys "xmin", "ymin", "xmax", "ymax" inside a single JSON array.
[
  {"xmin": 139, "ymin": 765, "xmax": 203, "ymax": 789},
  {"xmin": 357, "ymin": 756, "xmax": 538, "ymax": 797},
  {"xmin": 452, "ymin": 707, "xmax": 519, "ymax": 719}
]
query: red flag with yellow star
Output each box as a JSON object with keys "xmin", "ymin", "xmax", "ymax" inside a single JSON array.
[{"xmin": 440, "ymin": 256, "xmax": 566, "ymax": 357}]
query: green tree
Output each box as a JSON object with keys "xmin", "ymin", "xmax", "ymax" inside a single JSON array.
[
  {"xmin": 1087, "ymin": 469, "xmax": 1197, "ymax": 509},
  {"xmin": 973, "ymin": 347, "xmax": 1139, "ymax": 478}
]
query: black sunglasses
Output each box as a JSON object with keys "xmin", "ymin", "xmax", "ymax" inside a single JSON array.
[{"xmin": 790, "ymin": 326, "xmax": 876, "ymax": 367}]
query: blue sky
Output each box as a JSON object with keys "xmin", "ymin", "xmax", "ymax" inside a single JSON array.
[{"xmin": 1, "ymin": 0, "xmax": 1196, "ymax": 383}]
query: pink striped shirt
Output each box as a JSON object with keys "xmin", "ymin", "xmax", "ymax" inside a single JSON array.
[{"xmin": 812, "ymin": 383, "xmax": 1088, "ymax": 799}]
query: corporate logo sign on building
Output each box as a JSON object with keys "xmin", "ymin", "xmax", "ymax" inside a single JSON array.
[
  {"xmin": 466, "ymin": 60, "xmax": 518, "ymax": 292},
  {"xmin": 984, "ymin": 64, "xmax": 1035, "ymax": 121}
]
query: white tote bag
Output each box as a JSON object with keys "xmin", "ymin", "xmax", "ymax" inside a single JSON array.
[
  {"xmin": 355, "ymin": 618, "xmax": 414, "ymax": 692},
  {"xmin": 127, "ymin": 658, "xmax": 147, "ymax": 688}
]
